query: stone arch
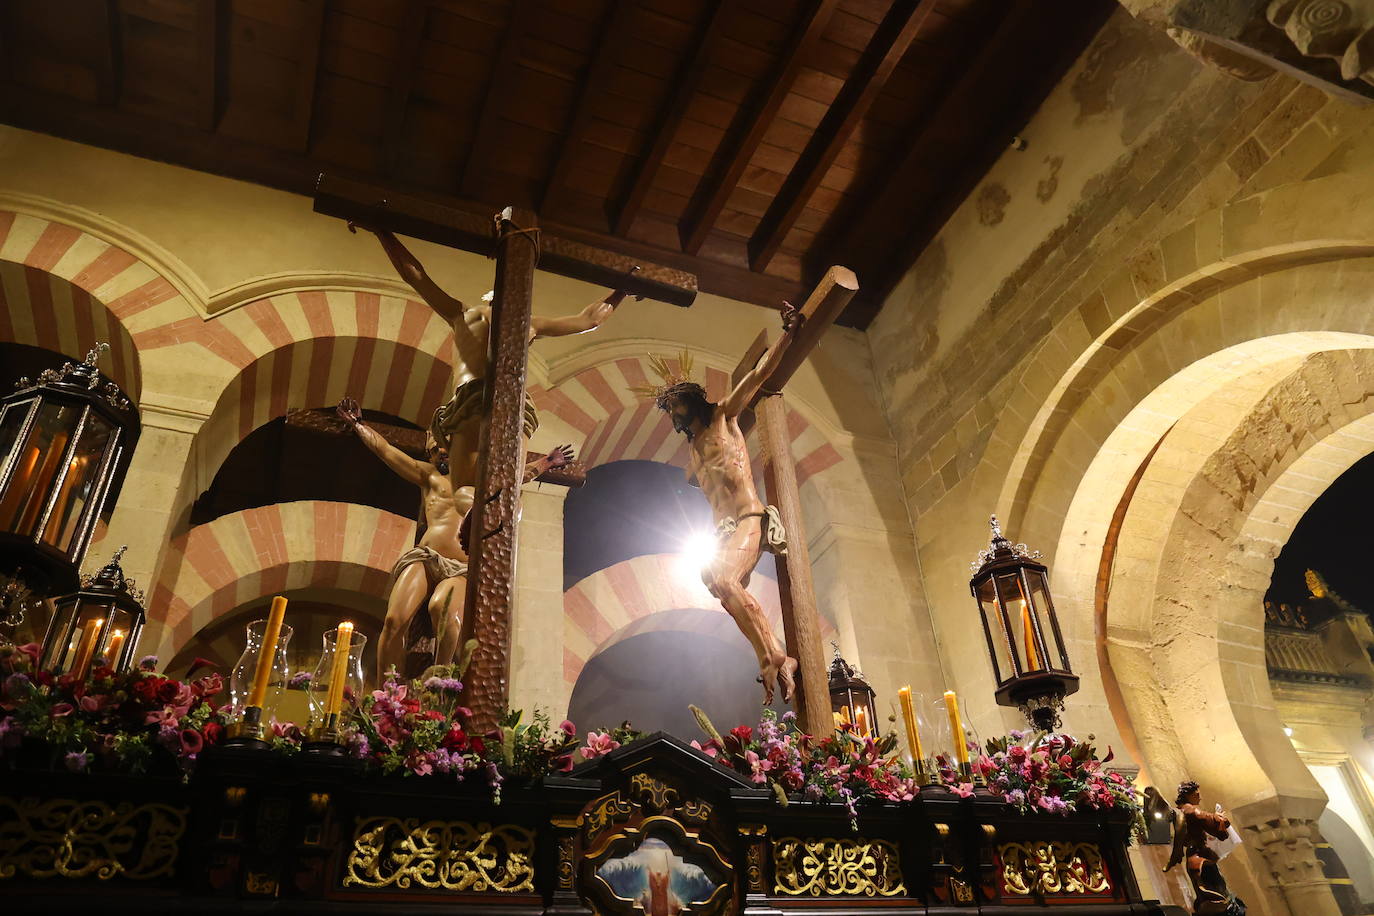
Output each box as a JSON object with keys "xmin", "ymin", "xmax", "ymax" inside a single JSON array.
[
  {"xmin": 988, "ymin": 170, "xmax": 1374, "ymax": 531},
  {"xmin": 0, "ymin": 209, "xmax": 173, "ymax": 402},
  {"xmin": 183, "ymin": 296, "xmax": 457, "ymax": 516},
  {"xmin": 148, "ymin": 501, "xmax": 412, "ymax": 661}
]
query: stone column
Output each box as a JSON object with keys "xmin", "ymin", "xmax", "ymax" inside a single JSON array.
[
  {"xmin": 101, "ymin": 396, "xmax": 207, "ymax": 654},
  {"xmin": 510, "ymin": 484, "xmax": 568, "ymax": 718},
  {"xmin": 1247, "ymin": 818, "xmax": 1343, "ymax": 916}
]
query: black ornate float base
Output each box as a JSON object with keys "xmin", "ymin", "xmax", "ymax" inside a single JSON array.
[{"xmin": 0, "ymin": 734, "xmax": 1166, "ymax": 915}]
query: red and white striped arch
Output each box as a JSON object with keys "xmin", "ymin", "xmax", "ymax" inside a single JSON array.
[
  {"xmin": 188, "ymin": 291, "xmax": 457, "ymax": 503},
  {"xmin": 0, "ymin": 211, "xmax": 161, "ymax": 401},
  {"xmin": 532, "ymin": 355, "xmax": 843, "ymax": 485},
  {"xmin": 562, "ymin": 552, "xmax": 837, "ymax": 691},
  {"xmin": 150, "ymin": 500, "xmax": 413, "ymax": 660}
]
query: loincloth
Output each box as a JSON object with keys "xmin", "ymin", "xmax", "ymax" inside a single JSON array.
[
  {"xmin": 431, "ymin": 376, "xmax": 539, "ymax": 449},
  {"xmin": 716, "ymin": 505, "xmax": 788, "ymax": 556},
  {"xmin": 390, "ymin": 546, "xmax": 468, "ymax": 589}
]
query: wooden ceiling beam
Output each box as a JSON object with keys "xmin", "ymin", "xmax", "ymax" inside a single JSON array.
[
  {"xmin": 611, "ymin": 0, "xmax": 729, "ymax": 238},
  {"xmin": 195, "ymin": 0, "xmax": 230, "ymax": 131},
  {"xmin": 540, "ymin": 0, "xmax": 636, "ymax": 213},
  {"xmin": 748, "ymin": 0, "xmax": 936, "ymax": 273},
  {"xmin": 291, "ymin": 0, "xmax": 329, "ymax": 152},
  {"xmin": 835, "ymin": 0, "xmax": 1113, "ymax": 327},
  {"xmin": 678, "ymin": 0, "xmax": 841, "ymax": 256},
  {"xmin": 95, "ymin": 0, "xmax": 123, "ymax": 106},
  {"xmin": 381, "ymin": 0, "xmax": 430, "ymax": 175},
  {"xmin": 458, "ymin": 0, "xmax": 538, "ymax": 197}
]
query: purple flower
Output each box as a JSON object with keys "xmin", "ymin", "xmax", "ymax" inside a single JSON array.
[
  {"xmin": 138, "ymin": 655, "xmax": 158, "ymax": 671},
  {"xmin": 288, "ymin": 671, "xmax": 312, "ymax": 689},
  {"xmin": 347, "ymin": 732, "xmax": 371, "ymax": 759},
  {"xmin": 803, "ymin": 783, "xmax": 824, "ymax": 802},
  {"xmin": 781, "ymin": 710, "xmax": 796, "ymax": 723},
  {"xmin": 64, "ymin": 750, "xmax": 89, "ymax": 772},
  {"xmin": 1006, "ymin": 788, "xmax": 1027, "ymax": 807}
]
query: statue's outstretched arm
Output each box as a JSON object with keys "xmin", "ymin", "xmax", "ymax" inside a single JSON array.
[
  {"xmin": 722, "ymin": 302, "xmax": 804, "ymax": 418},
  {"xmin": 337, "ymin": 397, "xmax": 426, "ymax": 486},
  {"xmin": 531, "ymin": 289, "xmax": 630, "ymax": 339},
  {"xmin": 352, "ymin": 223, "xmax": 465, "ymax": 324}
]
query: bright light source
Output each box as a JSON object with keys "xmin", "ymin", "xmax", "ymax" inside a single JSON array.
[
  {"xmin": 1153, "ymin": 812, "xmax": 1164, "ymax": 820},
  {"xmin": 677, "ymin": 531, "xmax": 717, "ymax": 583},
  {"xmin": 1283, "ymin": 725, "xmax": 1294, "ymax": 737}
]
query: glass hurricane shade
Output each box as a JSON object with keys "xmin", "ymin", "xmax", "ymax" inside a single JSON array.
[
  {"xmin": 229, "ymin": 619, "xmax": 294, "ymax": 717},
  {"xmin": 307, "ymin": 626, "xmax": 367, "ymax": 724}
]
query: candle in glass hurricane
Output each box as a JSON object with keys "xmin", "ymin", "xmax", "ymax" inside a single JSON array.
[
  {"xmin": 247, "ymin": 596, "xmax": 288, "ymax": 709},
  {"xmin": 71, "ymin": 616, "xmax": 103, "ymax": 679},
  {"xmin": 943, "ymin": 690, "xmax": 969, "ymax": 766},
  {"xmin": 898, "ymin": 686, "xmax": 924, "ymax": 762},
  {"xmin": 855, "ymin": 705, "xmax": 868, "ymax": 737},
  {"xmin": 1020, "ymin": 601, "xmax": 1041, "ymax": 670},
  {"xmin": 106, "ymin": 628, "xmax": 126, "ymax": 665},
  {"xmin": 325, "ymin": 621, "xmax": 354, "ymax": 716}
]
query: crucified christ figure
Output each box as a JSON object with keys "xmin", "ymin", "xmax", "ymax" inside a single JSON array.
[
  {"xmin": 338, "ymin": 397, "xmax": 571, "ymax": 682},
  {"xmin": 350, "ymin": 223, "xmax": 634, "ymax": 493},
  {"xmin": 639, "ymin": 304, "xmax": 805, "ymax": 704}
]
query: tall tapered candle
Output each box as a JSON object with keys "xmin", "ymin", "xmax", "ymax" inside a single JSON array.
[
  {"xmin": 71, "ymin": 617, "xmax": 103, "ymax": 680},
  {"xmin": 898, "ymin": 686, "xmax": 924, "ymax": 763},
  {"xmin": 247, "ymin": 596, "xmax": 288, "ymax": 709},
  {"xmin": 106, "ymin": 628, "xmax": 126, "ymax": 666},
  {"xmin": 855, "ymin": 706, "xmax": 868, "ymax": 737},
  {"xmin": 1021, "ymin": 603, "xmax": 1042, "ymax": 670},
  {"xmin": 943, "ymin": 690, "xmax": 969, "ymax": 765},
  {"xmin": 325, "ymin": 621, "xmax": 354, "ymax": 716}
]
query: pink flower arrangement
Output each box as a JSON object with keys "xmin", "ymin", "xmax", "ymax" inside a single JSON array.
[{"xmin": 579, "ymin": 730, "xmax": 621, "ymax": 759}]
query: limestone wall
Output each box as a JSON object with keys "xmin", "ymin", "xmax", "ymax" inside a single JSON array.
[{"xmin": 867, "ymin": 7, "xmax": 1374, "ymax": 914}]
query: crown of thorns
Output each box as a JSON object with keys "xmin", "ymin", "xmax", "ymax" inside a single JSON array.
[
  {"xmin": 1175, "ymin": 780, "xmax": 1200, "ymax": 806},
  {"xmin": 630, "ymin": 350, "xmax": 706, "ymax": 409}
]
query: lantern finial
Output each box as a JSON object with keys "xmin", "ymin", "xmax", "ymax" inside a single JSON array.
[{"xmin": 972, "ymin": 514, "xmax": 1041, "ymax": 573}]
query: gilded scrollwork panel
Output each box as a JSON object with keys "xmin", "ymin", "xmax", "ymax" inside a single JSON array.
[
  {"xmin": 772, "ymin": 836, "xmax": 905, "ymax": 897},
  {"xmin": 998, "ymin": 841, "xmax": 1111, "ymax": 896},
  {"xmin": 342, "ymin": 817, "xmax": 535, "ymax": 893},
  {"xmin": 0, "ymin": 796, "xmax": 186, "ymax": 881}
]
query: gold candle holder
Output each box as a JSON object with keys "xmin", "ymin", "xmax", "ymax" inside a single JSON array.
[
  {"xmin": 225, "ymin": 704, "xmax": 269, "ymax": 748},
  {"xmin": 305, "ymin": 712, "xmax": 345, "ymax": 754}
]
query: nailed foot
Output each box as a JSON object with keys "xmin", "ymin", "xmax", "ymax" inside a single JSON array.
[{"xmin": 776, "ymin": 655, "xmax": 798, "ymax": 705}]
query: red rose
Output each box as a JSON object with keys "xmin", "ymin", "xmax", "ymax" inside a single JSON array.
[
  {"xmin": 132, "ymin": 676, "xmax": 164, "ymax": 705},
  {"xmin": 729, "ymin": 725, "xmax": 753, "ymax": 745},
  {"xmin": 91, "ymin": 666, "xmax": 115, "ymax": 682},
  {"xmin": 202, "ymin": 721, "xmax": 223, "ymax": 745},
  {"xmin": 470, "ymin": 736, "xmax": 485, "ymax": 755},
  {"xmin": 156, "ymin": 679, "xmax": 182, "ymax": 705},
  {"xmin": 441, "ymin": 726, "xmax": 468, "ymax": 751}
]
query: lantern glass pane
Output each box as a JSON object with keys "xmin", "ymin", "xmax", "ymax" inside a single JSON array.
[
  {"xmin": 977, "ymin": 577, "xmax": 1014, "ymax": 681},
  {"xmin": 1026, "ymin": 570, "xmax": 1066, "ymax": 671},
  {"xmin": 0, "ymin": 399, "xmax": 34, "ymax": 482},
  {"xmin": 0, "ymin": 401, "xmax": 83, "ymax": 537},
  {"xmin": 996, "ymin": 571, "xmax": 1039, "ymax": 673},
  {"xmin": 42, "ymin": 412, "xmax": 113, "ymax": 552}
]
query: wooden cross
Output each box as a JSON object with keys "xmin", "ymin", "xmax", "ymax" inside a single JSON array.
[
  {"xmin": 729, "ymin": 266, "xmax": 859, "ymax": 738},
  {"xmin": 314, "ymin": 175, "xmax": 697, "ymax": 731}
]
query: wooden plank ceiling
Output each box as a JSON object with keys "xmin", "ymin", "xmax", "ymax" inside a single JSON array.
[{"xmin": 0, "ymin": 0, "xmax": 1112, "ymax": 327}]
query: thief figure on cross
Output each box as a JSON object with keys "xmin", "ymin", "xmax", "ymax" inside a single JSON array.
[{"xmin": 636, "ymin": 302, "xmax": 805, "ymax": 705}]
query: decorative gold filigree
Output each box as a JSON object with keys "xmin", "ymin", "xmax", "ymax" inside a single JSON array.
[
  {"xmin": 0, "ymin": 796, "xmax": 186, "ymax": 881},
  {"xmin": 681, "ymin": 799, "xmax": 713, "ymax": 823},
  {"xmin": 582, "ymin": 791, "xmax": 633, "ymax": 846},
  {"xmin": 999, "ymin": 841, "xmax": 1111, "ymax": 896},
  {"xmin": 556, "ymin": 834, "xmax": 576, "ymax": 891},
  {"xmin": 343, "ymin": 817, "xmax": 535, "ymax": 893},
  {"xmin": 630, "ymin": 773, "xmax": 680, "ymax": 811},
  {"xmin": 772, "ymin": 837, "xmax": 905, "ymax": 897}
]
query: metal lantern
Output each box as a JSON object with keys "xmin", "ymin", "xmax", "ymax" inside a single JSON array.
[
  {"xmin": 0, "ymin": 345, "xmax": 139, "ymax": 628},
  {"xmin": 828, "ymin": 644, "xmax": 878, "ymax": 737},
  {"xmin": 969, "ymin": 516, "xmax": 1078, "ymax": 730},
  {"xmin": 40, "ymin": 545, "xmax": 147, "ymax": 676}
]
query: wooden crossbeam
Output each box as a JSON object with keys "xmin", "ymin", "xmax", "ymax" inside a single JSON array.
[
  {"xmin": 748, "ymin": 0, "xmax": 935, "ymax": 272},
  {"xmin": 95, "ymin": 0, "xmax": 123, "ymax": 106},
  {"xmin": 291, "ymin": 0, "xmax": 329, "ymax": 152},
  {"xmin": 283, "ymin": 408, "xmax": 587, "ymax": 486},
  {"xmin": 678, "ymin": 0, "xmax": 841, "ymax": 256},
  {"xmin": 381, "ymin": 0, "xmax": 430, "ymax": 176},
  {"xmin": 194, "ymin": 0, "xmax": 229, "ymax": 131},
  {"xmin": 458, "ymin": 0, "xmax": 538, "ymax": 196},
  {"xmin": 314, "ymin": 172, "xmax": 698, "ymax": 306},
  {"xmin": 540, "ymin": 0, "xmax": 637, "ymax": 212},
  {"xmin": 611, "ymin": 0, "xmax": 730, "ymax": 237}
]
